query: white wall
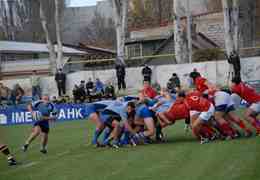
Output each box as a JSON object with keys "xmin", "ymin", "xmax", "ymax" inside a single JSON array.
[{"xmin": 1, "ymin": 56, "xmax": 260, "ymax": 97}]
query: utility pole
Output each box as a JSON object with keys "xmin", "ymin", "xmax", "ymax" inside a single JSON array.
[{"xmin": 186, "ymin": 0, "xmax": 192, "ymax": 63}]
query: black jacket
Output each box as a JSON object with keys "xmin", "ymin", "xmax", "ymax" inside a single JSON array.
[
  {"xmin": 55, "ymin": 72, "xmax": 66, "ymax": 84},
  {"xmin": 115, "ymin": 65, "xmax": 126, "ymax": 78}
]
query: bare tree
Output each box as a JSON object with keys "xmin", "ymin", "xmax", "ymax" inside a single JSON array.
[
  {"xmin": 55, "ymin": 0, "xmax": 63, "ymax": 69},
  {"xmin": 174, "ymin": 0, "xmax": 188, "ymax": 64},
  {"xmin": 111, "ymin": 0, "xmax": 129, "ymax": 66},
  {"xmin": 39, "ymin": 0, "xmax": 57, "ymax": 75},
  {"xmin": 222, "ymin": 0, "xmax": 240, "ymax": 82}
]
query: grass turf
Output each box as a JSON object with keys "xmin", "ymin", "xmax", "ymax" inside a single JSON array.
[{"xmin": 0, "ymin": 114, "xmax": 260, "ymax": 180}]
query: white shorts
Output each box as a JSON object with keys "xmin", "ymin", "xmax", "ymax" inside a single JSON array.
[
  {"xmin": 214, "ymin": 91, "xmax": 234, "ymax": 107},
  {"xmin": 230, "ymin": 93, "xmax": 242, "ymax": 109},
  {"xmin": 190, "ymin": 104, "xmax": 215, "ymax": 122},
  {"xmin": 249, "ymin": 102, "xmax": 260, "ymax": 114}
]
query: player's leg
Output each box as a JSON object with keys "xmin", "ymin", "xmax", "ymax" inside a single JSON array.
[
  {"xmin": 245, "ymin": 103, "xmax": 260, "ymax": 135},
  {"xmin": 89, "ymin": 113, "xmax": 105, "ymax": 145},
  {"xmin": 40, "ymin": 130, "xmax": 49, "ymax": 154},
  {"xmin": 0, "ymin": 144, "xmax": 17, "ymax": 166},
  {"xmin": 22, "ymin": 125, "xmax": 41, "ymax": 152},
  {"xmin": 134, "ymin": 117, "xmax": 155, "ymax": 143},
  {"xmin": 227, "ymin": 110, "xmax": 252, "ymax": 137}
]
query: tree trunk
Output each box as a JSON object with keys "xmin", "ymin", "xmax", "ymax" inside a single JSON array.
[
  {"xmin": 111, "ymin": 0, "xmax": 128, "ymax": 66},
  {"xmin": 222, "ymin": 0, "xmax": 240, "ymax": 83},
  {"xmin": 222, "ymin": 0, "xmax": 239, "ymax": 56},
  {"xmin": 39, "ymin": 0, "xmax": 57, "ymax": 75},
  {"xmin": 174, "ymin": 0, "xmax": 188, "ymax": 64},
  {"xmin": 55, "ymin": 0, "xmax": 63, "ymax": 69}
]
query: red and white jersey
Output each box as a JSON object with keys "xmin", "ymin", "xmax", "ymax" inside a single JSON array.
[
  {"xmin": 184, "ymin": 91, "xmax": 211, "ymax": 112},
  {"xmin": 231, "ymin": 82, "xmax": 260, "ymax": 104},
  {"xmin": 166, "ymin": 99, "xmax": 190, "ymax": 121}
]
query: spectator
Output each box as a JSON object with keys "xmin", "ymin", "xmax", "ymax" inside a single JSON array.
[
  {"xmin": 189, "ymin": 68, "xmax": 201, "ymax": 88},
  {"xmin": 73, "ymin": 84, "xmax": 86, "ymax": 103},
  {"xmin": 79, "ymin": 80, "xmax": 85, "ymax": 89},
  {"xmin": 104, "ymin": 82, "xmax": 116, "ymax": 99},
  {"xmin": 167, "ymin": 73, "xmax": 181, "ymax": 93},
  {"xmin": 142, "ymin": 64, "xmax": 152, "ymax": 83},
  {"xmin": 55, "ymin": 68, "xmax": 66, "ymax": 97},
  {"xmin": 95, "ymin": 78, "xmax": 104, "ymax": 95},
  {"xmin": 190, "ymin": 68, "xmax": 200, "ymax": 78},
  {"xmin": 227, "ymin": 51, "xmax": 241, "ymax": 80},
  {"xmin": 86, "ymin": 78, "xmax": 94, "ymax": 96},
  {"xmin": 0, "ymin": 83, "xmax": 11, "ymax": 104},
  {"xmin": 30, "ymin": 70, "xmax": 41, "ymax": 100},
  {"xmin": 141, "ymin": 81, "xmax": 157, "ymax": 99},
  {"xmin": 115, "ymin": 64, "xmax": 126, "ymax": 91},
  {"xmin": 10, "ymin": 84, "xmax": 25, "ymax": 105}
]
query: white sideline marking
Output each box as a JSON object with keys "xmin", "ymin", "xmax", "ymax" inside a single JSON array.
[{"xmin": 22, "ymin": 161, "xmax": 39, "ymax": 168}]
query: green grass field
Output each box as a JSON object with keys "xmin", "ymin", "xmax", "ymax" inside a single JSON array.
[{"xmin": 0, "ymin": 115, "xmax": 260, "ymax": 180}]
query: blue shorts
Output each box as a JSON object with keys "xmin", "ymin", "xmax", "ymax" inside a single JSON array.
[
  {"xmin": 100, "ymin": 112, "xmax": 121, "ymax": 128},
  {"xmin": 136, "ymin": 105, "xmax": 153, "ymax": 119},
  {"xmin": 33, "ymin": 120, "xmax": 49, "ymax": 133}
]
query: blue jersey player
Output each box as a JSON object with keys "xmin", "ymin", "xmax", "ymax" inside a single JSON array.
[{"xmin": 22, "ymin": 95, "xmax": 57, "ymax": 154}]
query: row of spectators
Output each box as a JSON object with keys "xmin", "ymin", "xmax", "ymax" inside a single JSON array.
[
  {"xmin": 72, "ymin": 78, "xmax": 116, "ymax": 103},
  {"xmin": 0, "ymin": 83, "xmax": 25, "ymax": 105}
]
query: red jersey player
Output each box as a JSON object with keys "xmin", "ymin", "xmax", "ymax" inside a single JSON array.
[
  {"xmin": 189, "ymin": 73, "xmax": 252, "ymax": 138},
  {"xmin": 231, "ymin": 76, "xmax": 260, "ymax": 135}
]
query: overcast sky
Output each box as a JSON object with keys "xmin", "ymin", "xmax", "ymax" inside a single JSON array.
[{"xmin": 69, "ymin": 0, "xmax": 105, "ymax": 7}]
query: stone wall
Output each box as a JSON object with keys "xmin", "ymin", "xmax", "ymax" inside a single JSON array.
[{"xmin": 1, "ymin": 56, "xmax": 260, "ymax": 97}]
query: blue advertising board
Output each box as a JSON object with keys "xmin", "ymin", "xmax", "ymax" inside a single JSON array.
[{"xmin": 0, "ymin": 104, "xmax": 86, "ymax": 125}]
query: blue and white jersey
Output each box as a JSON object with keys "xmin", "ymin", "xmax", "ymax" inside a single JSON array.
[
  {"xmin": 32, "ymin": 100, "xmax": 56, "ymax": 117},
  {"xmin": 155, "ymin": 98, "xmax": 176, "ymax": 113},
  {"xmin": 103, "ymin": 101, "xmax": 128, "ymax": 120}
]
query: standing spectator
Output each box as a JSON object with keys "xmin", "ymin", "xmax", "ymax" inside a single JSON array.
[
  {"xmin": 55, "ymin": 69, "xmax": 66, "ymax": 97},
  {"xmin": 189, "ymin": 68, "xmax": 201, "ymax": 88},
  {"xmin": 142, "ymin": 64, "xmax": 152, "ymax": 83},
  {"xmin": 10, "ymin": 84, "xmax": 25, "ymax": 105},
  {"xmin": 0, "ymin": 83, "xmax": 11, "ymax": 104},
  {"xmin": 190, "ymin": 68, "xmax": 200, "ymax": 78},
  {"xmin": 167, "ymin": 73, "xmax": 181, "ymax": 93},
  {"xmin": 115, "ymin": 64, "xmax": 126, "ymax": 91},
  {"xmin": 78, "ymin": 81, "xmax": 87, "ymax": 103},
  {"xmin": 227, "ymin": 51, "xmax": 241, "ymax": 80},
  {"xmin": 30, "ymin": 70, "xmax": 41, "ymax": 100},
  {"xmin": 86, "ymin": 78, "xmax": 94, "ymax": 96}
]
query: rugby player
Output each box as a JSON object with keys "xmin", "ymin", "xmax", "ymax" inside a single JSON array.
[
  {"xmin": 0, "ymin": 144, "xmax": 17, "ymax": 166},
  {"xmin": 231, "ymin": 77, "xmax": 260, "ymax": 135},
  {"xmin": 189, "ymin": 73, "xmax": 251, "ymax": 138},
  {"xmin": 22, "ymin": 95, "xmax": 57, "ymax": 154}
]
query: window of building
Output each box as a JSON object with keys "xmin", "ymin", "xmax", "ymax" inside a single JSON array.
[{"xmin": 127, "ymin": 44, "xmax": 142, "ymax": 57}]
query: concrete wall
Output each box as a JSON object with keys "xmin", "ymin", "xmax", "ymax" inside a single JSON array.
[{"xmin": 1, "ymin": 56, "xmax": 260, "ymax": 97}]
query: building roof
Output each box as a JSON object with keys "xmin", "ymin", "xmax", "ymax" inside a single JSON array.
[{"xmin": 0, "ymin": 41, "xmax": 87, "ymax": 55}]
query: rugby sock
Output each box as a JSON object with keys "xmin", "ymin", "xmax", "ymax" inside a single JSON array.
[
  {"xmin": 202, "ymin": 125, "xmax": 214, "ymax": 138},
  {"xmin": 102, "ymin": 128, "xmax": 112, "ymax": 144},
  {"xmin": 121, "ymin": 131, "xmax": 130, "ymax": 145},
  {"xmin": 220, "ymin": 123, "xmax": 234, "ymax": 137},
  {"xmin": 92, "ymin": 129, "xmax": 102, "ymax": 145},
  {"xmin": 0, "ymin": 145, "xmax": 11, "ymax": 157},
  {"xmin": 134, "ymin": 132, "xmax": 146, "ymax": 142},
  {"xmin": 155, "ymin": 125, "xmax": 162, "ymax": 140}
]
